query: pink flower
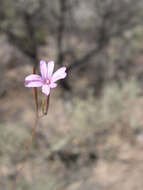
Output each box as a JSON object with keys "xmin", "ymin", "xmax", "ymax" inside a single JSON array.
[{"xmin": 24, "ymin": 60, "xmax": 67, "ymax": 96}]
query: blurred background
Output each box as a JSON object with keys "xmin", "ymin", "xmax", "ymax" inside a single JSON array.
[{"xmin": 1, "ymin": 0, "xmax": 143, "ymax": 189}]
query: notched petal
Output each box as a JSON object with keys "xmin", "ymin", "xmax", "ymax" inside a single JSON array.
[
  {"xmin": 42, "ymin": 85, "xmax": 50, "ymax": 96},
  {"xmin": 25, "ymin": 74, "xmax": 42, "ymax": 81},
  {"xmin": 47, "ymin": 61, "xmax": 55, "ymax": 78},
  {"xmin": 50, "ymin": 83, "xmax": 57, "ymax": 88},
  {"xmin": 40, "ymin": 60, "xmax": 48, "ymax": 79},
  {"xmin": 24, "ymin": 80, "xmax": 43, "ymax": 87},
  {"xmin": 52, "ymin": 67, "xmax": 67, "ymax": 82}
]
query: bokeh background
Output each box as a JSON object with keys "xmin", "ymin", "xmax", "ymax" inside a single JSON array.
[{"xmin": 1, "ymin": 0, "xmax": 143, "ymax": 189}]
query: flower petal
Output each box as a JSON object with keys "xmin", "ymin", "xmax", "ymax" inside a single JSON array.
[
  {"xmin": 40, "ymin": 60, "xmax": 48, "ymax": 79},
  {"xmin": 24, "ymin": 80, "xmax": 43, "ymax": 87},
  {"xmin": 24, "ymin": 74, "xmax": 43, "ymax": 87},
  {"xmin": 50, "ymin": 82, "xmax": 57, "ymax": 88},
  {"xmin": 25, "ymin": 74, "xmax": 42, "ymax": 81},
  {"xmin": 47, "ymin": 61, "xmax": 54, "ymax": 78},
  {"xmin": 52, "ymin": 67, "xmax": 67, "ymax": 82},
  {"xmin": 42, "ymin": 85, "xmax": 50, "ymax": 96}
]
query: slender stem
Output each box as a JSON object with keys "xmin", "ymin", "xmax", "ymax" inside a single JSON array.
[
  {"xmin": 41, "ymin": 93, "xmax": 50, "ymax": 115},
  {"xmin": 33, "ymin": 66, "xmax": 39, "ymax": 117},
  {"xmin": 11, "ymin": 115, "xmax": 40, "ymax": 190},
  {"xmin": 11, "ymin": 66, "xmax": 46, "ymax": 190},
  {"xmin": 45, "ymin": 95, "xmax": 50, "ymax": 115}
]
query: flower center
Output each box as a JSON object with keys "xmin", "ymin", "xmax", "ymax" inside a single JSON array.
[
  {"xmin": 46, "ymin": 79, "xmax": 50, "ymax": 85},
  {"xmin": 43, "ymin": 78, "xmax": 51, "ymax": 85}
]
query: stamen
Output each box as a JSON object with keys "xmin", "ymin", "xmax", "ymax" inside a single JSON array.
[{"xmin": 46, "ymin": 79, "xmax": 50, "ymax": 85}]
